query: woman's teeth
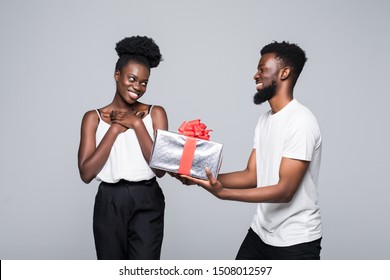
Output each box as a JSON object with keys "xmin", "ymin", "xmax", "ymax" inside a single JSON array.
[{"xmin": 128, "ymin": 91, "xmax": 139, "ymax": 99}]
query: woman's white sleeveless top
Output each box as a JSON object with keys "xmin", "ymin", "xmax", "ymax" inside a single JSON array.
[{"xmin": 95, "ymin": 108, "xmax": 155, "ymax": 183}]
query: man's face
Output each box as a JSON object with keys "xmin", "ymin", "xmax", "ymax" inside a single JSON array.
[{"xmin": 253, "ymin": 53, "xmax": 280, "ymax": 105}]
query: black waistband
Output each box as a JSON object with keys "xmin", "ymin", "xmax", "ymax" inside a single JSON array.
[{"xmin": 104, "ymin": 177, "xmax": 156, "ymax": 187}]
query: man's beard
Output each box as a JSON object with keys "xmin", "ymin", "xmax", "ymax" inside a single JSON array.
[{"xmin": 253, "ymin": 81, "xmax": 277, "ymax": 105}]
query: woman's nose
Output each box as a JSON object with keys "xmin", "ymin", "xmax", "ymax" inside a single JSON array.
[{"xmin": 132, "ymin": 82, "xmax": 141, "ymax": 91}]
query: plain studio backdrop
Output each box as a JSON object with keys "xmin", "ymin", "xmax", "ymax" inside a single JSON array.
[{"xmin": 0, "ymin": 0, "xmax": 389, "ymax": 260}]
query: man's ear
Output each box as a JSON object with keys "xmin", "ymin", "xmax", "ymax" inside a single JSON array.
[
  {"xmin": 114, "ymin": 70, "xmax": 120, "ymax": 82},
  {"xmin": 280, "ymin": 67, "xmax": 291, "ymax": 80}
]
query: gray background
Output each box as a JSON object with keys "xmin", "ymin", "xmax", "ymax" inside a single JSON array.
[{"xmin": 1, "ymin": 0, "xmax": 389, "ymax": 260}]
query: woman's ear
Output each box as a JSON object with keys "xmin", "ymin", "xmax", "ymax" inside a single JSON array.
[
  {"xmin": 114, "ymin": 70, "xmax": 120, "ymax": 82},
  {"xmin": 280, "ymin": 67, "xmax": 291, "ymax": 81}
]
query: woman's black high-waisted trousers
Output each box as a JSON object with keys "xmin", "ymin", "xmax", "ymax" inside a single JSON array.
[{"xmin": 93, "ymin": 177, "xmax": 165, "ymax": 260}]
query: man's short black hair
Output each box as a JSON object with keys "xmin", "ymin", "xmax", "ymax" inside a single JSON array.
[{"xmin": 261, "ymin": 41, "xmax": 307, "ymax": 83}]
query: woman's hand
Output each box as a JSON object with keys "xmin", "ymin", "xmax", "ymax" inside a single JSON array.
[{"xmin": 110, "ymin": 109, "xmax": 145, "ymax": 129}]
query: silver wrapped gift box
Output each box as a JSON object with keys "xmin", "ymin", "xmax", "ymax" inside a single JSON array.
[{"xmin": 149, "ymin": 129, "xmax": 223, "ymax": 180}]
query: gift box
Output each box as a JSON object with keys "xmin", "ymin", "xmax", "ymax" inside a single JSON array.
[{"xmin": 149, "ymin": 121, "xmax": 223, "ymax": 180}]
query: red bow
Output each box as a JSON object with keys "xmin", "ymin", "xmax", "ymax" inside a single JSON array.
[{"xmin": 178, "ymin": 119, "xmax": 212, "ymax": 140}]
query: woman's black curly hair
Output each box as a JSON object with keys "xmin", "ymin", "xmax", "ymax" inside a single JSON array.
[
  {"xmin": 261, "ymin": 41, "xmax": 307, "ymax": 83},
  {"xmin": 115, "ymin": 36, "xmax": 162, "ymax": 71}
]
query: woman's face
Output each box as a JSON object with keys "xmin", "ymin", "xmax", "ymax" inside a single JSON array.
[{"xmin": 115, "ymin": 61, "xmax": 150, "ymax": 104}]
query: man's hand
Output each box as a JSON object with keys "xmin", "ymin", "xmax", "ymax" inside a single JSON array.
[
  {"xmin": 181, "ymin": 167, "xmax": 225, "ymax": 199},
  {"xmin": 168, "ymin": 172, "xmax": 196, "ymax": 186}
]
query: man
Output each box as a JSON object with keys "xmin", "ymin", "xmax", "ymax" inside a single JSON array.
[{"xmin": 183, "ymin": 41, "xmax": 322, "ymax": 260}]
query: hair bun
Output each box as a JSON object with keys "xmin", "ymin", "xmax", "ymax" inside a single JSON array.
[{"xmin": 115, "ymin": 36, "xmax": 162, "ymax": 68}]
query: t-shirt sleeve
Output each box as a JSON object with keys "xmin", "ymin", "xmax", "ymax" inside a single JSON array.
[
  {"xmin": 253, "ymin": 118, "xmax": 260, "ymax": 149},
  {"xmin": 282, "ymin": 115, "xmax": 321, "ymax": 161}
]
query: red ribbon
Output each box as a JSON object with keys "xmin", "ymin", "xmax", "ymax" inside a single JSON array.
[
  {"xmin": 177, "ymin": 119, "xmax": 212, "ymax": 176},
  {"xmin": 177, "ymin": 137, "xmax": 197, "ymax": 176},
  {"xmin": 178, "ymin": 119, "xmax": 212, "ymax": 140}
]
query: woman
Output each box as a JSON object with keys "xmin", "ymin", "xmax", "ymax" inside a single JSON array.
[{"xmin": 78, "ymin": 36, "xmax": 168, "ymax": 260}]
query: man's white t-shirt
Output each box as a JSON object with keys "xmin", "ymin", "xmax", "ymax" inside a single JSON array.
[{"xmin": 251, "ymin": 99, "xmax": 322, "ymax": 247}]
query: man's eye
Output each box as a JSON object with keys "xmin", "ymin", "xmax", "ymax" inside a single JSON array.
[
  {"xmin": 129, "ymin": 77, "xmax": 135, "ymax": 82},
  {"xmin": 141, "ymin": 82, "xmax": 148, "ymax": 86}
]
